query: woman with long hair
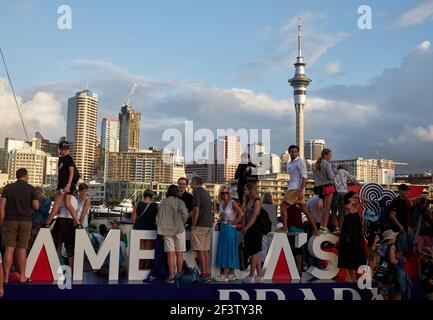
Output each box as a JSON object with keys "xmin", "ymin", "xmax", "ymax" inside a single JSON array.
[
  {"xmin": 241, "ymin": 183, "xmax": 263, "ymax": 283},
  {"xmin": 338, "ymin": 191, "xmax": 367, "ymax": 282},
  {"xmin": 215, "ymin": 186, "xmax": 244, "ymax": 281},
  {"xmin": 313, "ymin": 148, "xmax": 336, "ymax": 234}
]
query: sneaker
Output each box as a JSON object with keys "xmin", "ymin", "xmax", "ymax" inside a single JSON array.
[
  {"xmin": 166, "ymin": 277, "xmax": 175, "ymax": 284},
  {"xmin": 215, "ymin": 275, "xmax": 228, "ymax": 282},
  {"xmin": 319, "ymin": 226, "xmax": 329, "ymax": 234},
  {"xmin": 199, "ymin": 274, "xmax": 211, "ymax": 283},
  {"xmin": 331, "ymin": 228, "xmax": 341, "ymax": 235},
  {"xmin": 255, "ymin": 276, "xmax": 264, "ymax": 283},
  {"xmin": 227, "ymin": 274, "xmax": 237, "ymax": 281},
  {"xmin": 242, "ymin": 275, "xmax": 255, "ymax": 283}
]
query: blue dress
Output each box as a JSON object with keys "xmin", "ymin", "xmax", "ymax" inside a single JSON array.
[{"xmin": 216, "ymin": 200, "xmax": 240, "ymax": 269}]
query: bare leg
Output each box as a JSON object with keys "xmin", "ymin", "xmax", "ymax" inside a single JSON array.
[
  {"xmin": 197, "ymin": 251, "xmax": 208, "ymax": 274},
  {"xmin": 249, "ymin": 254, "xmax": 258, "ymax": 277},
  {"xmin": 17, "ymin": 248, "xmax": 28, "ymax": 282},
  {"xmin": 3, "ymin": 247, "xmax": 15, "ymax": 283},
  {"xmin": 175, "ymin": 252, "xmax": 184, "ymax": 274},
  {"xmin": 47, "ymin": 192, "xmax": 64, "ymax": 223},
  {"xmin": 299, "ymin": 203, "xmax": 319, "ymax": 235},
  {"xmin": 321, "ymin": 193, "xmax": 334, "ymax": 230},
  {"xmin": 167, "ymin": 252, "xmax": 175, "ymax": 279},
  {"xmin": 64, "ymin": 194, "xmax": 80, "ymax": 224}
]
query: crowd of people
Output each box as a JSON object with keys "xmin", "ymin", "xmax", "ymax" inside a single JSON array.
[{"xmin": 1, "ymin": 141, "xmax": 433, "ymax": 301}]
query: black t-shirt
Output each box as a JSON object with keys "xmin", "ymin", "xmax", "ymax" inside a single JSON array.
[
  {"xmin": 133, "ymin": 201, "xmax": 158, "ymax": 230},
  {"xmin": 389, "ymin": 196, "xmax": 410, "ymax": 231},
  {"xmin": 58, "ymin": 154, "xmax": 78, "ymax": 188},
  {"xmin": 235, "ymin": 162, "xmax": 257, "ymax": 186},
  {"xmin": 180, "ymin": 191, "xmax": 194, "ymax": 226},
  {"xmin": 1, "ymin": 180, "xmax": 38, "ymax": 221}
]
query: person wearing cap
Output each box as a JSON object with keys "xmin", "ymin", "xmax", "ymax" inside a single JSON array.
[
  {"xmin": 375, "ymin": 229, "xmax": 402, "ymax": 300},
  {"xmin": 46, "ymin": 140, "xmax": 81, "ymax": 229},
  {"xmin": 388, "ymin": 184, "xmax": 411, "ymax": 255},
  {"xmin": 419, "ymin": 246, "xmax": 433, "ymax": 300}
]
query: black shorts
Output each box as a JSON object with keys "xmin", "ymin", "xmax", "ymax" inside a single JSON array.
[
  {"xmin": 56, "ymin": 184, "xmax": 77, "ymax": 195},
  {"xmin": 52, "ymin": 218, "xmax": 75, "ymax": 257}
]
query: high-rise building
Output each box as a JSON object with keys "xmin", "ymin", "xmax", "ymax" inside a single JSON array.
[
  {"xmin": 210, "ymin": 135, "xmax": 241, "ymax": 183},
  {"xmin": 33, "ymin": 132, "xmax": 59, "ymax": 157},
  {"xmin": 45, "ymin": 156, "xmax": 59, "ymax": 186},
  {"xmin": 7, "ymin": 148, "xmax": 46, "ymax": 185},
  {"xmin": 163, "ymin": 149, "xmax": 186, "ymax": 183},
  {"xmin": 119, "ymin": 105, "xmax": 141, "ymax": 152},
  {"xmin": 288, "ymin": 17, "xmax": 311, "ymax": 159},
  {"xmin": 304, "ymin": 139, "xmax": 325, "ymax": 160},
  {"xmin": 67, "ymin": 89, "xmax": 99, "ymax": 182},
  {"xmin": 105, "ymin": 149, "xmax": 172, "ymax": 183},
  {"xmin": 101, "ymin": 118, "xmax": 120, "ymax": 152},
  {"xmin": 1, "ymin": 137, "xmax": 31, "ymax": 172},
  {"xmin": 332, "ymin": 158, "xmax": 401, "ymax": 184}
]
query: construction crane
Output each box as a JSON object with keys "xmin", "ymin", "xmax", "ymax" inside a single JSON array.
[{"xmin": 123, "ymin": 83, "xmax": 138, "ymax": 106}]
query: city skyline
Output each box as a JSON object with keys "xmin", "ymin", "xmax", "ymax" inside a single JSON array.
[{"xmin": 1, "ymin": 1, "xmax": 433, "ymax": 172}]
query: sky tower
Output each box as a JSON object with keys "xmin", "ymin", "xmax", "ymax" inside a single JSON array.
[{"xmin": 288, "ymin": 17, "xmax": 311, "ymax": 159}]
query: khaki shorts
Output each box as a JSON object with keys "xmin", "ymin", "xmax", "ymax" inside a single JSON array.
[
  {"xmin": 191, "ymin": 226, "xmax": 212, "ymax": 251},
  {"xmin": 164, "ymin": 231, "xmax": 186, "ymax": 252},
  {"xmin": 283, "ymin": 189, "xmax": 305, "ymax": 206},
  {"xmin": 1, "ymin": 220, "xmax": 32, "ymax": 249}
]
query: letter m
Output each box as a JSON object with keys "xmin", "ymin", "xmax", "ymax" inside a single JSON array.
[{"xmin": 73, "ymin": 229, "xmax": 120, "ymax": 281}]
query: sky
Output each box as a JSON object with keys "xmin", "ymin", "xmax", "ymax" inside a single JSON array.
[{"xmin": 0, "ymin": 0, "xmax": 433, "ymax": 172}]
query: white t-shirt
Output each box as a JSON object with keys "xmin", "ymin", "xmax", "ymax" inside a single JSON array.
[
  {"xmin": 287, "ymin": 157, "xmax": 308, "ymax": 190},
  {"xmin": 306, "ymin": 195, "xmax": 323, "ymax": 224},
  {"xmin": 58, "ymin": 196, "xmax": 78, "ymax": 219}
]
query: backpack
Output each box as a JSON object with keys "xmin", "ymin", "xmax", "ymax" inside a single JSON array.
[
  {"xmin": 174, "ymin": 267, "xmax": 200, "ymax": 290},
  {"xmin": 373, "ymin": 245, "xmax": 397, "ymax": 284},
  {"xmin": 72, "ymin": 165, "xmax": 80, "ymax": 184},
  {"xmin": 256, "ymin": 207, "xmax": 272, "ymax": 235}
]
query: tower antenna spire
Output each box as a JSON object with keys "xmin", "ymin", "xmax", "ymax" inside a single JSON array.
[{"xmin": 297, "ymin": 16, "xmax": 302, "ymax": 58}]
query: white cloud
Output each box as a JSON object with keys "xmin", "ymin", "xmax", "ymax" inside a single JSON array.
[
  {"xmin": 417, "ymin": 40, "xmax": 432, "ymax": 53},
  {"xmin": 323, "ymin": 61, "xmax": 341, "ymax": 75},
  {"xmin": 390, "ymin": 124, "xmax": 433, "ymax": 144},
  {"xmin": 0, "ymin": 78, "xmax": 65, "ymax": 143},
  {"xmin": 396, "ymin": 0, "xmax": 433, "ymax": 27}
]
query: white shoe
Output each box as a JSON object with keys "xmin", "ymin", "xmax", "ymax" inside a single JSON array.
[
  {"xmin": 255, "ymin": 276, "xmax": 264, "ymax": 282},
  {"xmin": 215, "ymin": 275, "xmax": 228, "ymax": 282},
  {"xmin": 227, "ymin": 274, "xmax": 237, "ymax": 281},
  {"xmin": 242, "ymin": 275, "xmax": 255, "ymax": 283}
]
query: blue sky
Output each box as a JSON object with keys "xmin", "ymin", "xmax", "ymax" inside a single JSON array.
[{"xmin": 1, "ymin": 0, "xmax": 433, "ymax": 171}]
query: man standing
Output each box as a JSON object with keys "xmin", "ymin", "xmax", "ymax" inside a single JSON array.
[
  {"xmin": 389, "ymin": 184, "xmax": 412, "ymax": 254},
  {"xmin": 0, "ymin": 168, "xmax": 39, "ymax": 283},
  {"xmin": 280, "ymin": 145, "xmax": 319, "ymax": 235},
  {"xmin": 178, "ymin": 177, "xmax": 193, "ymax": 227},
  {"xmin": 190, "ymin": 176, "xmax": 213, "ymax": 282},
  {"xmin": 234, "ymin": 153, "xmax": 257, "ymax": 205}
]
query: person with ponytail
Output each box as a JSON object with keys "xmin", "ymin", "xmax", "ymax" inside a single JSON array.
[{"xmin": 313, "ymin": 148, "xmax": 336, "ymax": 234}]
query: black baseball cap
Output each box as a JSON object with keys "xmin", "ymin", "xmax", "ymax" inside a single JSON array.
[
  {"xmin": 59, "ymin": 141, "xmax": 71, "ymax": 149},
  {"xmin": 398, "ymin": 184, "xmax": 409, "ymax": 191}
]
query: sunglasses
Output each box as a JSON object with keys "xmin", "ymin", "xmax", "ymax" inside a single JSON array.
[{"xmin": 221, "ymin": 192, "xmax": 229, "ymax": 195}]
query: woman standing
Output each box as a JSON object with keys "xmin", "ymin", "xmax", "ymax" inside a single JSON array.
[
  {"xmin": 313, "ymin": 148, "xmax": 336, "ymax": 234},
  {"xmin": 132, "ymin": 189, "xmax": 159, "ymax": 270},
  {"xmin": 215, "ymin": 186, "xmax": 244, "ymax": 281},
  {"xmin": 156, "ymin": 185, "xmax": 188, "ymax": 282},
  {"xmin": 338, "ymin": 191, "xmax": 367, "ymax": 282},
  {"xmin": 242, "ymin": 183, "xmax": 263, "ymax": 283},
  {"xmin": 77, "ymin": 183, "xmax": 91, "ymax": 230}
]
